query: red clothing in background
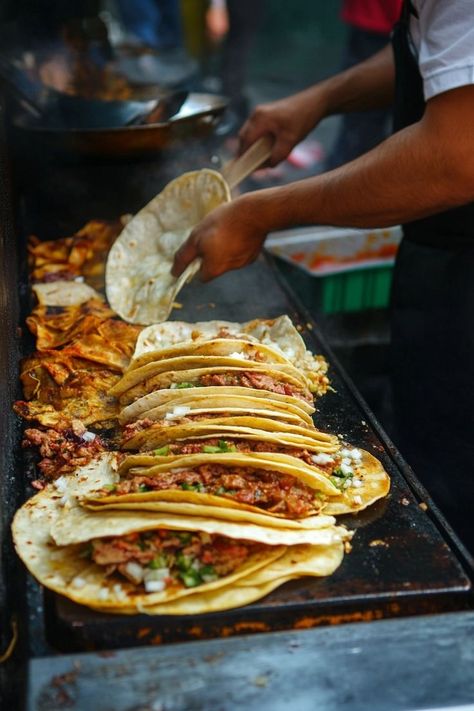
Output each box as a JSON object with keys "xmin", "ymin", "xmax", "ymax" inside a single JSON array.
[{"xmin": 342, "ymin": 0, "xmax": 403, "ymax": 35}]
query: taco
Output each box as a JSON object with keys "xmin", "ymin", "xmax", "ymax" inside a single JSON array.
[
  {"xmin": 86, "ymin": 451, "xmax": 341, "ymax": 519},
  {"xmin": 105, "ymin": 170, "xmax": 231, "ymax": 325},
  {"xmin": 92, "ymin": 542, "xmax": 346, "ymax": 616},
  {"xmin": 114, "ymin": 365, "xmax": 314, "ymax": 407},
  {"xmin": 119, "ymin": 393, "xmax": 314, "ymax": 431},
  {"xmin": 119, "ymin": 385, "xmax": 316, "ymax": 424},
  {"xmin": 121, "ymin": 415, "xmax": 338, "ymax": 452},
  {"xmin": 13, "ymin": 467, "xmax": 349, "ymax": 612},
  {"xmin": 127, "ymin": 338, "xmax": 300, "ymax": 373},
  {"xmin": 90, "ymin": 442, "xmax": 390, "ymax": 517},
  {"xmin": 133, "ymin": 315, "xmax": 330, "ymax": 396}
]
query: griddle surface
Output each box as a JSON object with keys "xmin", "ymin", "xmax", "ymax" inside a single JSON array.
[{"xmin": 47, "ymin": 257, "xmax": 472, "ymax": 651}]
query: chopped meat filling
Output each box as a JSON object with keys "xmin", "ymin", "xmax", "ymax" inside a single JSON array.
[
  {"xmin": 88, "ymin": 529, "xmax": 258, "ymax": 591},
  {"xmin": 112, "ymin": 464, "xmax": 320, "ymax": 517},
  {"xmin": 198, "ymin": 371, "xmax": 312, "ymax": 403},
  {"xmin": 22, "ymin": 424, "xmax": 107, "ymax": 478}
]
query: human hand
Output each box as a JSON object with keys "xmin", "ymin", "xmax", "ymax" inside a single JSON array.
[
  {"xmin": 206, "ymin": 3, "xmax": 229, "ymax": 44},
  {"xmin": 172, "ymin": 197, "xmax": 267, "ymax": 282},
  {"xmin": 238, "ymin": 88, "xmax": 328, "ymax": 166}
]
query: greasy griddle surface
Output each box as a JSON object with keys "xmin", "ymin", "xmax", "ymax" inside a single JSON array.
[{"xmin": 46, "ymin": 255, "xmax": 471, "ymax": 651}]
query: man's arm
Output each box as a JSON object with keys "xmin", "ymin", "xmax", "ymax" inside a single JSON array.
[
  {"xmin": 173, "ymin": 86, "xmax": 474, "ymax": 281},
  {"xmin": 239, "ymin": 44, "xmax": 395, "ymax": 166}
]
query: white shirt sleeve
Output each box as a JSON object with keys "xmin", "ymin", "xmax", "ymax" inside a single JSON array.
[{"xmin": 410, "ymin": 0, "xmax": 474, "ymax": 100}]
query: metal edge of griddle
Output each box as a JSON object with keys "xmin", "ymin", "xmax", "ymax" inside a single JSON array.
[
  {"xmin": 265, "ymin": 252, "xmax": 474, "ymax": 575},
  {"xmin": 25, "ymin": 610, "xmax": 474, "ymax": 711},
  {"xmin": 0, "ymin": 95, "xmax": 31, "ymax": 711}
]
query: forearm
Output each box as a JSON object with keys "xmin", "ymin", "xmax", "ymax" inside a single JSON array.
[
  {"xmin": 297, "ymin": 44, "xmax": 395, "ymax": 122},
  {"xmin": 243, "ymin": 89, "xmax": 474, "ymax": 232}
]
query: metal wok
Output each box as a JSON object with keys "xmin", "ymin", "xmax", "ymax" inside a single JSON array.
[{"xmin": 12, "ymin": 92, "xmax": 228, "ymax": 159}]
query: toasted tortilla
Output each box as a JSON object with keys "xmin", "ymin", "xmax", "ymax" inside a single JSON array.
[
  {"xmin": 32, "ymin": 281, "xmax": 103, "ymax": 307},
  {"xmin": 122, "ymin": 393, "xmax": 314, "ymax": 428},
  {"xmin": 83, "ymin": 498, "xmax": 337, "ymax": 530},
  {"xmin": 96, "ymin": 543, "xmax": 346, "ymax": 616},
  {"xmin": 133, "ymin": 315, "xmax": 329, "ymax": 396},
  {"xmin": 110, "ymin": 355, "xmax": 310, "ymax": 399},
  {"xmin": 51, "ymin": 506, "xmax": 348, "ymax": 549},
  {"xmin": 323, "ymin": 449, "xmax": 391, "ymax": 515},
  {"xmin": 105, "ymin": 170, "xmax": 231, "ymax": 324},
  {"xmin": 89, "ymin": 445, "xmax": 390, "ymax": 517},
  {"xmin": 122, "ymin": 415, "xmax": 337, "ymax": 451},
  {"xmin": 128, "ymin": 337, "xmax": 296, "ymax": 371},
  {"xmin": 120, "ymin": 386, "xmax": 315, "ymax": 424},
  {"xmin": 13, "ymin": 492, "xmax": 284, "ymax": 611},
  {"xmin": 117, "ymin": 365, "xmax": 313, "ymax": 407},
  {"xmin": 93, "ymin": 451, "xmax": 341, "ymax": 505}
]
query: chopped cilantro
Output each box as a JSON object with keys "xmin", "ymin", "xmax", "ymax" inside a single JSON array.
[
  {"xmin": 330, "ymin": 468, "xmax": 353, "ymax": 490},
  {"xmin": 180, "ymin": 482, "xmax": 203, "ymax": 492},
  {"xmin": 138, "ymin": 484, "xmax": 150, "ymax": 493},
  {"xmin": 153, "ymin": 445, "xmax": 170, "ymax": 456},
  {"xmin": 180, "ymin": 569, "xmax": 202, "ymax": 588},
  {"xmin": 215, "ymin": 486, "xmax": 236, "ymax": 495},
  {"xmin": 202, "ymin": 440, "xmax": 237, "ymax": 454},
  {"xmin": 175, "ymin": 382, "xmax": 196, "ymax": 389},
  {"xmin": 200, "ymin": 564, "xmax": 217, "ymax": 580},
  {"xmin": 148, "ymin": 554, "xmax": 167, "ymax": 569},
  {"xmin": 176, "ymin": 532, "xmax": 192, "ymax": 544},
  {"xmin": 102, "ymin": 484, "xmax": 117, "ymax": 492},
  {"xmin": 217, "ymin": 440, "xmax": 237, "ymax": 452}
]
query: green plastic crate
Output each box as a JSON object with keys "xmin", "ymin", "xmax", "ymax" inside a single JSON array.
[
  {"xmin": 266, "ymin": 225, "xmax": 400, "ymax": 314},
  {"xmin": 321, "ymin": 265, "xmax": 394, "ymax": 313}
]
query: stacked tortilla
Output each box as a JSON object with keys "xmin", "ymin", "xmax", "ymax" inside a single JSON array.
[{"xmin": 13, "ymin": 316, "xmax": 390, "ymax": 615}]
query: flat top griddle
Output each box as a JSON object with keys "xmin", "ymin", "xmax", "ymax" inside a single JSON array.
[
  {"xmin": 40, "ymin": 255, "xmax": 473, "ymax": 652},
  {"xmin": 1, "ymin": 125, "xmax": 472, "ymax": 675}
]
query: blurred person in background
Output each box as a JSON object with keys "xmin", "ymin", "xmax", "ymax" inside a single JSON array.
[
  {"xmin": 326, "ymin": 0, "xmax": 402, "ymax": 169},
  {"xmin": 173, "ymin": 1, "xmax": 474, "ymax": 553},
  {"xmin": 184, "ymin": 0, "xmax": 263, "ymax": 130},
  {"xmin": 115, "ymin": 0, "xmax": 183, "ymax": 50}
]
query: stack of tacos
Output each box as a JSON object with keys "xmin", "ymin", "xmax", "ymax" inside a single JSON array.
[
  {"xmin": 12, "ymin": 455, "xmax": 352, "ymax": 614},
  {"xmin": 13, "ymin": 315, "xmax": 390, "ymax": 615}
]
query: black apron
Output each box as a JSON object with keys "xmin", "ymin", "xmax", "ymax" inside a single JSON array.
[{"xmin": 390, "ymin": 2, "xmax": 474, "ymax": 552}]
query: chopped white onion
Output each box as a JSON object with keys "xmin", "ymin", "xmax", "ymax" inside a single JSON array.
[
  {"xmin": 124, "ymin": 562, "xmax": 144, "ymax": 584},
  {"xmin": 145, "ymin": 580, "xmax": 166, "ymax": 593},
  {"xmin": 72, "ymin": 576, "xmax": 86, "ymax": 589},
  {"xmin": 353, "ymin": 494, "xmax": 363, "ymax": 505},
  {"xmin": 165, "ymin": 405, "xmax": 191, "ymax": 420},
  {"xmin": 350, "ymin": 448, "xmax": 362, "ymax": 461},
  {"xmin": 340, "ymin": 448, "xmax": 352, "ymax": 458},
  {"xmin": 342, "ymin": 457, "xmax": 352, "ymax": 466},
  {"xmin": 228, "ymin": 351, "xmax": 246, "ymax": 360},
  {"xmin": 113, "ymin": 583, "xmax": 126, "ymax": 600},
  {"xmin": 144, "ymin": 568, "xmax": 169, "ymax": 582},
  {"xmin": 312, "ymin": 453, "xmax": 334, "ymax": 465},
  {"xmin": 82, "ymin": 431, "xmax": 96, "ymax": 443},
  {"xmin": 352, "ymin": 479, "xmax": 364, "ymax": 488},
  {"xmin": 98, "ymin": 588, "xmax": 109, "ymax": 600},
  {"xmin": 340, "ymin": 462, "xmax": 354, "ymax": 476}
]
